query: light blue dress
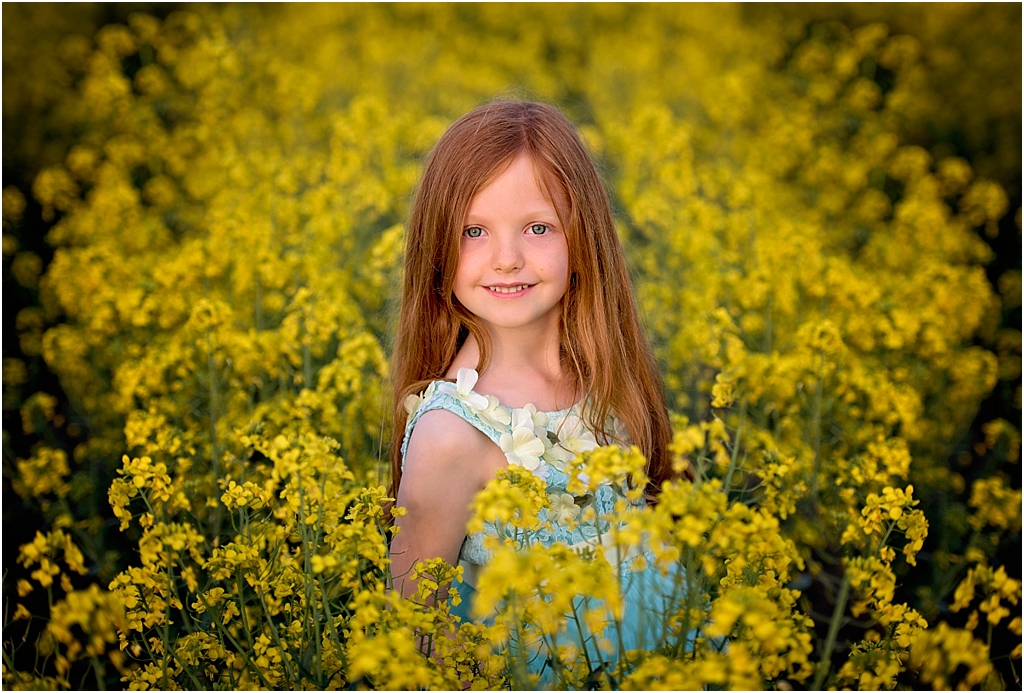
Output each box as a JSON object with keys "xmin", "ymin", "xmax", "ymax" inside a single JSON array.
[{"xmin": 400, "ymin": 370, "xmax": 684, "ymax": 676}]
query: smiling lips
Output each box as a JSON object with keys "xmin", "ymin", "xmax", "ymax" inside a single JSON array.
[{"xmin": 486, "ymin": 283, "xmax": 533, "ymax": 296}]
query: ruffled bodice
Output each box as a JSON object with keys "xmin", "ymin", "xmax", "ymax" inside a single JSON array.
[{"xmin": 400, "ymin": 368, "xmax": 642, "ymax": 568}]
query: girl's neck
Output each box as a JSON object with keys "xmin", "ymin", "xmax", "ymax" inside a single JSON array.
[{"xmin": 447, "ymin": 326, "xmax": 577, "ymax": 411}]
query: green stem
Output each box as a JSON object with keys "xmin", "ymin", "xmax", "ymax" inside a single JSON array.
[
  {"xmin": 255, "ymin": 582, "xmax": 296, "ymax": 684},
  {"xmin": 165, "ymin": 647, "xmax": 205, "ymax": 690},
  {"xmin": 88, "ymin": 653, "xmax": 106, "ymax": 690},
  {"xmin": 508, "ymin": 602, "xmax": 532, "ymax": 690},
  {"xmin": 694, "ymin": 450, "xmax": 712, "ymax": 486},
  {"xmin": 254, "ymin": 275, "xmax": 265, "ymax": 331},
  {"xmin": 233, "ymin": 571, "xmax": 260, "ymax": 677},
  {"xmin": 162, "ymin": 556, "xmax": 173, "ymax": 690},
  {"xmin": 568, "ymin": 597, "xmax": 595, "ymax": 674},
  {"xmin": 675, "ymin": 550, "xmax": 699, "ymax": 658},
  {"xmin": 299, "ymin": 473, "xmax": 326, "ymax": 685},
  {"xmin": 877, "ymin": 521, "xmax": 896, "ymax": 558},
  {"xmin": 319, "ymin": 582, "xmax": 347, "ymax": 684},
  {"xmin": 191, "ymin": 586, "xmax": 274, "ymax": 690},
  {"xmin": 206, "ymin": 327, "xmax": 223, "ymax": 540},
  {"xmin": 722, "ymin": 399, "xmax": 747, "ymax": 497},
  {"xmin": 1, "ymin": 636, "xmax": 21, "ymax": 679},
  {"xmin": 303, "ymin": 341, "xmax": 313, "ymax": 389},
  {"xmin": 810, "ymin": 349, "xmax": 825, "ymax": 509},
  {"xmin": 813, "ymin": 574, "xmax": 850, "ymax": 690}
]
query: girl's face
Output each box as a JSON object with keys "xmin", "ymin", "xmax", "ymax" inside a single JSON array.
[{"xmin": 454, "ymin": 153, "xmax": 569, "ymax": 337}]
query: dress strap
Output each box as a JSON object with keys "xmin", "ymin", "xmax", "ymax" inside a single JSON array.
[{"xmin": 400, "ymin": 383, "xmax": 506, "ymax": 470}]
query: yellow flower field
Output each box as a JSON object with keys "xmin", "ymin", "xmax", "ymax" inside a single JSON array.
[{"xmin": 3, "ymin": 3, "xmax": 1020, "ymax": 690}]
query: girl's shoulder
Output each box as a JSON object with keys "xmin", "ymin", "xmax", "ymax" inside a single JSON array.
[
  {"xmin": 400, "ymin": 407, "xmax": 505, "ymax": 485},
  {"xmin": 400, "ymin": 370, "xmax": 509, "ymax": 466},
  {"xmin": 399, "ymin": 372, "xmax": 510, "ymax": 497}
]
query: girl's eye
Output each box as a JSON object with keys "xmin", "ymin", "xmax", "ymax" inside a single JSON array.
[
  {"xmin": 464, "ymin": 227, "xmax": 483, "ymax": 238},
  {"xmin": 528, "ymin": 224, "xmax": 549, "ymax": 235}
]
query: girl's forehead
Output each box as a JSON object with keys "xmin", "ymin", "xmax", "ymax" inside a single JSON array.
[{"xmin": 468, "ymin": 153, "xmax": 569, "ymax": 221}]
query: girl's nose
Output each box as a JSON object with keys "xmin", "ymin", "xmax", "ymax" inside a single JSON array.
[{"xmin": 492, "ymin": 234, "xmax": 524, "ymax": 272}]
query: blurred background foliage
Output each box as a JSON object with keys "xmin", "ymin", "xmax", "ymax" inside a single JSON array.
[{"xmin": 2, "ymin": 2, "xmax": 1020, "ymax": 689}]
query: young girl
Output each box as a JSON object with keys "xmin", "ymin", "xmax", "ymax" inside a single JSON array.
[{"xmin": 389, "ymin": 100, "xmax": 677, "ymax": 665}]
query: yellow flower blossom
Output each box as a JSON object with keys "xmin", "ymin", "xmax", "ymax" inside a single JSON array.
[
  {"xmin": 968, "ymin": 476, "xmax": 1023, "ymax": 531},
  {"xmin": 909, "ymin": 622, "xmax": 994, "ymax": 690}
]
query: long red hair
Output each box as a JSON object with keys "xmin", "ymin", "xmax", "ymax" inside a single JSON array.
[{"xmin": 390, "ymin": 101, "xmax": 675, "ymax": 498}]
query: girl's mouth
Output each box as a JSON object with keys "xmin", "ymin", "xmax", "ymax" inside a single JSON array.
[{"xmin": 486, "ymin": 284, "xmax": 532, "ymax": 296}]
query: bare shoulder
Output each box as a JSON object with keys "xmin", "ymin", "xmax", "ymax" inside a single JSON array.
[
  {"xmin": 392, "ymin": 409, "xmax": 505, "ymax": 592},
  {"xmin": 402, "ymin": 409, "xmax": 505, "ymax": 490}
]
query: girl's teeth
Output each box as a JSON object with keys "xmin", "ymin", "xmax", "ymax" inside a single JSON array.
[{"xmin": 490, "ymin": 285, "xmax": 528, "ymax": 293}]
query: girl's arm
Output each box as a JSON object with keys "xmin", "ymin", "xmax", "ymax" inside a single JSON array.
[{"xmin": 390, "ymin": 409, "xmax": 504, "ymax": 599}]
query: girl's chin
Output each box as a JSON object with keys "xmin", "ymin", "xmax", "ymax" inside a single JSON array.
[{"xmin": 473, "ymin": 310, "xmax": 563, "ymax": 335}]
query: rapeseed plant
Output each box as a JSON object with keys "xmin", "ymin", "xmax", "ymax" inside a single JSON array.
[{"xmin": 3, "ymin": 3, "xmax": 1019, "ymax": 689}]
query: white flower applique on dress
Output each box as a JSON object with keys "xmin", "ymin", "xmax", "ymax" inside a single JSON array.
[
  {"xmin": 545, "ymin": 413, "xmax": 599, "ymax": 471},
  {"xmin": 476, "ymin": 394, "xmax": 512, "ymax": 428},
  {"xmin": 405, "ymin": 369, "xmax": 610, "ymax": 479},
  {"xmin": 436, "ymin": 367, "xmax": 491, "ymax": 411},
  {"xmin": 403, "ymin": 391, "xmax": 426, "ymax": 416},
  {"xmin": 551, "ymin": 492, "xmax": 582, "ymax": 526},
  {"xmin": 521, "ymin": 402, "xmax": 550, "ymax": 430},
  {"xmin": 499, "ymin": 407, "xmax": 547, "ymax": 470}
]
